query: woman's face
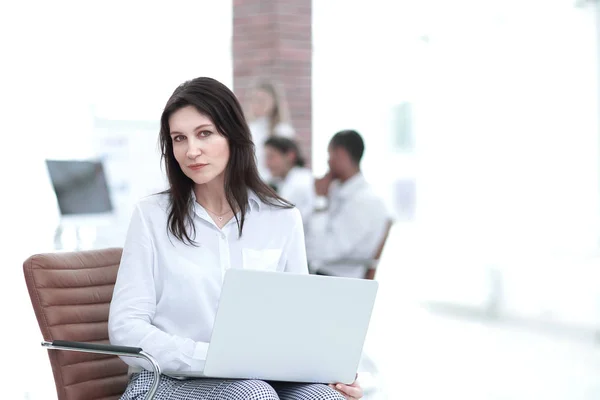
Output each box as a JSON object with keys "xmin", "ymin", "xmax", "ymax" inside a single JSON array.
[
  {"xmin": 169, "ymin": 106, "xmax": 230, "ymax": 186},
  {"xmin": 251, "ymin": 88, "xmax": 275, "ymax": 118}
]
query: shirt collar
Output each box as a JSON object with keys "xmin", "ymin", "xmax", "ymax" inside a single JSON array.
[{"xmin": 247, "ymin": 190, "xmax": 262, "ymax": 211}]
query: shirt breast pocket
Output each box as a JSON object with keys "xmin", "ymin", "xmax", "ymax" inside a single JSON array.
[{"xmin": 242, "ymin": 249, "xmax": 282, "ymax": 271}]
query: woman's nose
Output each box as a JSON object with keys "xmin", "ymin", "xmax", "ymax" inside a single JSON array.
[{"xmin": 186, "ymin": 139, "xmax": 202, "ymax": 159}]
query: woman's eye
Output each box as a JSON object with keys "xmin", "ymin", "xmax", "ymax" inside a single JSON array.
[
  {"xmin": 199, "ymin": 131, "xmax": 212, "ymax": 137},
  {"xmin": 173, "ymin": 135, "xmax": 185, "ymax": 142}
]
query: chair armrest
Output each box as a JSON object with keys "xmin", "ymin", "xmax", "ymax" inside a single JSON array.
[
  {"xmin": 42, "ymin": 340, "xmax": 161, "ymax": 400},
  {"xmin": 47, "ymin": 340, "xmax": 143, "ymax": 355}
]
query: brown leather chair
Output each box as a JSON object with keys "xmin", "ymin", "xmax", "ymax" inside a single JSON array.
[{"xmin": 23, "ymin": 248, "xmax": 160, "ymax": 400}]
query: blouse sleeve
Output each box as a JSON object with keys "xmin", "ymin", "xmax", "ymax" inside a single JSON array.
[{"xmin": 108, "ymin": 204, "xmax": 208, "ymax": 372}]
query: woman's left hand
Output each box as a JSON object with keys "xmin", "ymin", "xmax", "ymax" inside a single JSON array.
[{"xmin": 329, "ymin": 375, "xmax": 363, "ymax": 399}]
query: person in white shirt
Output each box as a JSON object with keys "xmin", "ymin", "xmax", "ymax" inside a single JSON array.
[
  {"xmin": 264, "ymin": 137, "xmax": 315, "ymax": 225},
  {"xmin": 245, "ymin": 80, "xmax": 295, "ymax": 180},
  {"xmin": 108, "ymin": 77, "xmax": 362, "ymax": 400},
  {"xmin": 307, "ymin": 130, "xmax": 391, "ymax": 279}
]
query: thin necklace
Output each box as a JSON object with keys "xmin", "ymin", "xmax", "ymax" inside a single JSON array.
[{"xmin": 203, "ymin": 206, "xmax": 233, "ymax": 222}]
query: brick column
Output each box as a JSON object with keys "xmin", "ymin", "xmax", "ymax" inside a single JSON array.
[{"xmin": 232, "ymin": 0, "xmax": 312, "ymax": 167}]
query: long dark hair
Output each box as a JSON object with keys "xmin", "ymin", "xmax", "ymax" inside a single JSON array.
[
  {"xmin": 264, "ymin": 137, "xmax": 306, "ymax": 167},
  {"xmin": 159, "ymin": 77, "xmax": 292, "ymax": 245}
]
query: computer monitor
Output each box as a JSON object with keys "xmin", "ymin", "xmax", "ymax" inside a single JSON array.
[
  {"xmin": 46, "ymin": 159, "xmax": 113, "ymax": 216},
  {"xmin": 46, "ymin": 159, "xmax": 116, "ymax": 250}
]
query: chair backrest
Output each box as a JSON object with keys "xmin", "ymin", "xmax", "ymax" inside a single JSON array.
[
  {"xmin": 365, "ymin": 220, "xmax": 393, "ymax": 280},
  {"xmin": 23, "ymin": 248, "xmax": 127, "ymax": 400}
]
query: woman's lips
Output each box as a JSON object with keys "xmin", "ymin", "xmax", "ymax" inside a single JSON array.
[{"xmin": 188, "ymin": 163, "xmax": 208, "ymax": 171}]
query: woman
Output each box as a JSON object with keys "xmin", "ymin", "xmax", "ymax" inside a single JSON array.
[
  {"xmin": 245, "ymin": 80, "xmax": 295, "ymax": 179},
  {"xmin": 108, "ymin": 77, "xmax": 362, "ymax": 400},
  {"xmin": 264, "ymin": 137, "xmax": 315, "ymax": 226}
]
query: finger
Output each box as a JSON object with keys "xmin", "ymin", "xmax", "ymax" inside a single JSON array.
[
  {"xmin": 335, "ymin": 383, "xmax": 362, "ymax": 398},
  {"xmin": 329, "ymin": 384, "xmax": 351, "ymax": 400}
]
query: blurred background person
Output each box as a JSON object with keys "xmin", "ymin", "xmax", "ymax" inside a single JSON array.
[
  {"xmin": 264, "ymin": 137, "xmax": 315, "ymax": 226},
  {"xmin": 307, "ymin": 130, "xmax": 391, "ymax": 279},
  {"xmin": 245, "ymin": 80, "xmax": 295, "ymax": 179}
]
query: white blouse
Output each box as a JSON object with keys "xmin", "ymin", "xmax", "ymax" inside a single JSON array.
[{"xmin": 108, "ymin": 191, "xmax": 307, "ymax": 373}]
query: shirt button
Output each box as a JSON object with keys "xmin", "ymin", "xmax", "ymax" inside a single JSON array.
[{"xmin": 220, "ymin": 233, "xmax": 226, "ymax": 240}]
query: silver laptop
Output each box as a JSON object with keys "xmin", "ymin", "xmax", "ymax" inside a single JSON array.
[{"xmin": 167, "ymin": 269, "xmax": 378, "ymax": 384}]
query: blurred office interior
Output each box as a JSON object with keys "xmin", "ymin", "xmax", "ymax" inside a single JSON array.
[{"xmin": 2, "ymin": 0, "xmax": 600, "ymax": 398}]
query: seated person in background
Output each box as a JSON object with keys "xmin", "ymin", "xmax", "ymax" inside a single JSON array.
[
  {"xmin": 306, "ymin": 130, "xmax": 390, "ymax": 279},
  {"xmin": 264, "ymin": 137, "xmax": 315, "ymax": 225}
]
